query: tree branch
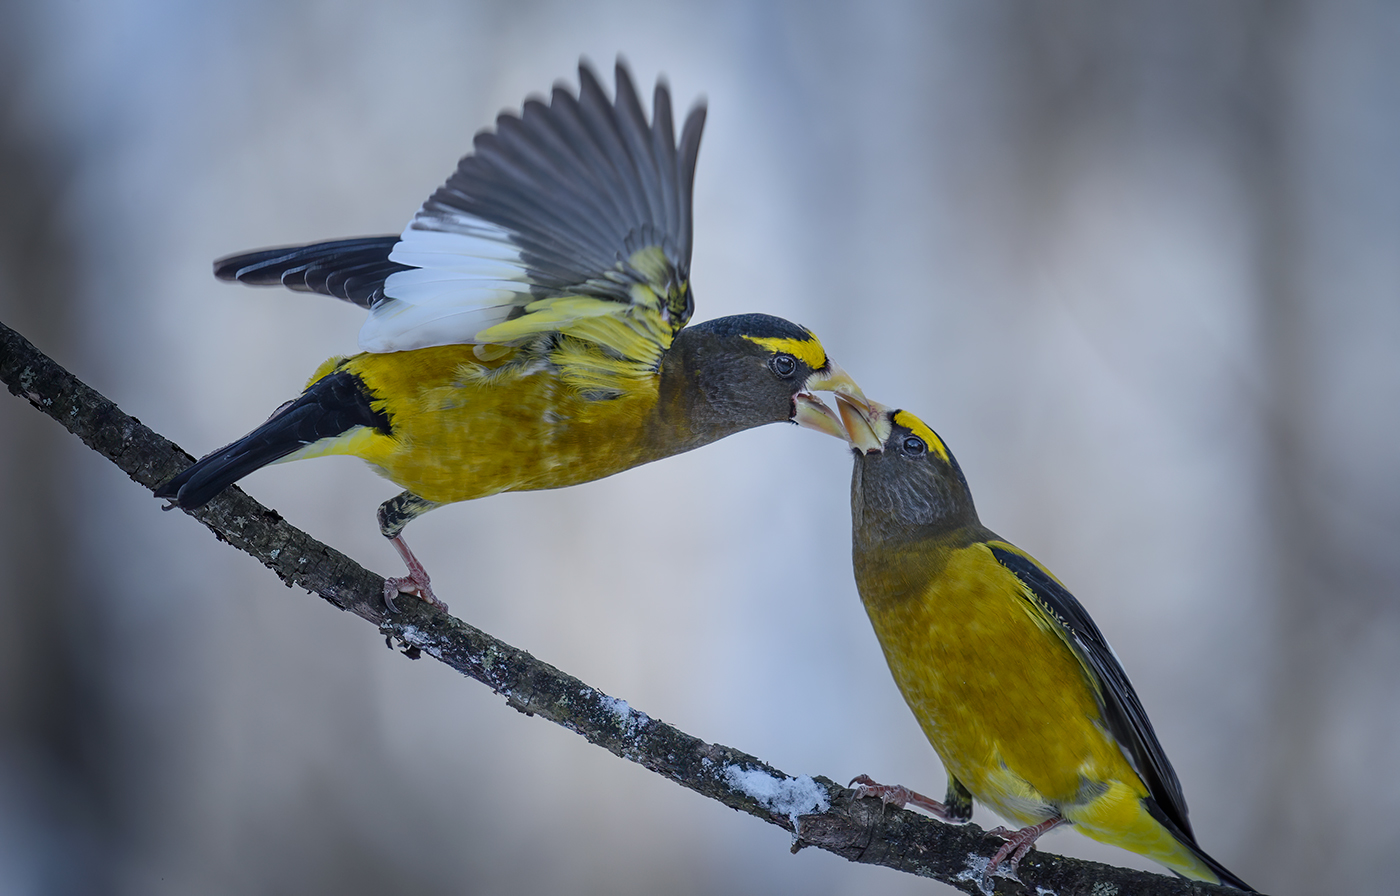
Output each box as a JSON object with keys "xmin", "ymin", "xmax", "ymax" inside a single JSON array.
[{"xmin": 1, "ymin": 318, "xmax": 1253, "ymax": 896}]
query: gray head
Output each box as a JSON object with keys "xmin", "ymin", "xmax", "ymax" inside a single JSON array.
[
  {"xmin": 660, "ymin": 313, "xmax": 863, "ymax": 444},
  {"xmin": 838, "ymin": 398, "xmax": 979, "ymax": 547}
]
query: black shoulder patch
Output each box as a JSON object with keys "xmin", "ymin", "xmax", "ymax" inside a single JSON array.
[
  {"xmin": 311, "ymin": 370, "xmax": 392, "ymax": 436},
  {"xmin": 689, "ymin": 313, "xmax": 811, "ymax": 341}
]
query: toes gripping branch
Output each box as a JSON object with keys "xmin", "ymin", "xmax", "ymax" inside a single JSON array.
[{"xmin": 378, "ymin": 491, "xmax": 443, "ymax": 612}]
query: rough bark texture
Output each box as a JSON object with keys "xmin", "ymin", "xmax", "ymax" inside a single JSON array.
[{"xmin": 1, "ymin": 318, "xmax": 1257, "ymax": 896}]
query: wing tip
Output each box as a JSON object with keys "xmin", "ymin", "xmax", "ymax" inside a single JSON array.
[
  {"xmin": 1142, "ymin": 797, "xmax": 1256, "ymax": 891},
  {"xmin": 212, "ymin": 252, "xmax": 251, "ymax": 282}
]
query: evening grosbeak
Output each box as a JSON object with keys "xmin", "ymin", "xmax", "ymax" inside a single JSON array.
[
  {"xmin": 836, "ymin": 397, "xmax": 1252, "ymax": 890},
  {"xmin": 157, "ymin": 61, "xmax": 862, "ymax": 608}
]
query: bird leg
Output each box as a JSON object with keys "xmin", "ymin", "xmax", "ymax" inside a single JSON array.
[
  {"xmin": 985, "ymin": 816, "xmax": 1065, "ymax": 880},
  {"xmin": 377, "ymin": 491, "xmax": 445, "ymax": 612},
  {"xmin": 384, "ymin": 534, "xmax": 446, "ymax": 613},
  {"xmin": 848, "ymin": 774, "xmax": 961, "ymax": 822}
]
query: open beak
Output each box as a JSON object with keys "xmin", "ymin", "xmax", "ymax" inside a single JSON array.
[
  {"xmin": 793, "ymin": 392, "xmax": 848, "ymax": 440},
  {"xmin": 794, "ymin": 359, "xmax": 869, "ymax": 441},
  {"xmin": 836, "ymin": 394, "xmax": 890, "ymax": 455},
  {"xmin": 803, "ymin": 359, "xmax": 866, "ymax": 406}
]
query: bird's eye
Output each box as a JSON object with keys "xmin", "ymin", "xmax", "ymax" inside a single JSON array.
[
  {"xmin": 769, "ymin": 354, "xmax": 798, "ymax": 378},
  {"xmin": 901, "ymin": 435, "xmax": 927, "ymax": 457}
]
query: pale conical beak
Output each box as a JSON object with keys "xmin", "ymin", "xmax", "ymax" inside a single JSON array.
[
  {"xmin": 793, "ymin": 393, "xmax": 848, "ymax": 440},
  {"xmin": 802, "ymin": 359, "xmax": 866, "ymax": 406},
  {"xmin": 795, "ymin": 359, "xmax": 868, "ymax": 442},
  {"xmin": 836, "ymin": 394, "xmax": 890, "ymax": 455}
]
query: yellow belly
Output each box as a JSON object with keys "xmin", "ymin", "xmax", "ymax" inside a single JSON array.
[
  {"xmin": 858, "ymin": 541, "xmax": 1224, "ymax": 880},
  {"xmin": 302, "ymin": 345, "xmax": 661, "ymax": 504},
  {"xmin": 862, "ymin": 542, "xmax": 1133, "ymax": 822}
]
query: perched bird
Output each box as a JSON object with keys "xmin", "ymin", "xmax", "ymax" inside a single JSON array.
[
  {"xmin": 156, "ymin": 61, "xmax": 862, "ymax": 609},
  {"xmin": 835, "ymin": 397, "xmax": 1253, "ymax": 890}
]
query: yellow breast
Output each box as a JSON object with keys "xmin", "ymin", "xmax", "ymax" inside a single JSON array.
[
  {"xmin": 856, "ymin": 532, "xmax": 1235, "ymax": 883},
  {"xmin": 857, "ymin": 540, "xmax": 1145, "ymax": 827},
  {"xmin": 311, "ymin": 343, "xmax": 661, "ymax": 504}
]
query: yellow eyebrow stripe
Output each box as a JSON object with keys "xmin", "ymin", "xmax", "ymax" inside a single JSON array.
[
  {"xmin": 742, "ymin": 334, "xmax": 827, "ymax": 371},
  {"xmin": 892, "ymin": 409, "xmax": 950, "ymax": 462}
]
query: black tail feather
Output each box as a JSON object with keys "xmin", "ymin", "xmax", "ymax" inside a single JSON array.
[
  {"xmin": 155, "ymin": 370, "xmax": 390, "ymax": 509},
  {"xmin": 1193, "ymin": 852, "xmax": 1255, "ymax": 893},
  {"xmin": 1144, "ymin": 797, "xmax": 1255, "ymax": 891}
]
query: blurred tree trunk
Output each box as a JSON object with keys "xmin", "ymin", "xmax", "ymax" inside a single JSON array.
[
  {"xmin": 0, "ymin": 20, "xmax": 114, "ymax": 893},
  {"xmin": 1239, "ymin": 0, "xmax": 1319, "ymax": 879},
  {"xmin": 1245, "ymin": 2, "xmax": 1400, "ymax": 886}
]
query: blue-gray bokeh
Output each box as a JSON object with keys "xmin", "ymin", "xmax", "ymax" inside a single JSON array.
[{"xmin": 3, "ymin": 3, "xmax": 1397, "ymax": 894}]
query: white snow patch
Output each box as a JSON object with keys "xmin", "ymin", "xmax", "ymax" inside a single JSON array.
[
  {"xmin": 599, "ymin": 695, "xmax": 632, "ymax": 722},
  {"xmin": 595, "ymin": 693, "xmax": 649, "ymax": 735},
  {"xmin": 722, "ymin": 765, "xmax": 830, "ymax": 826},
  {"xmin": 954, "ymin": 852, "xmax": 1026, "ymax": 896},
  {"xmin": 954, "ymin": 855, "xmax": 996, "ymax": 896}
]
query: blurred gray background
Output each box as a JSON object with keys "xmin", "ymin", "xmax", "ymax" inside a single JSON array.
[{"xmin": 2, "ymin": 2, "xmax": 1397, "ymax": 894}]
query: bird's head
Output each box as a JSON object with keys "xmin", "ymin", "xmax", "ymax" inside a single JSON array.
[
  {"xmin": 668, "ymin": 313, "xmax": 864, "ymax": 441},
  {"xmin": 836, "ymin": 397, "xmax": 978, "ymax": 542}
]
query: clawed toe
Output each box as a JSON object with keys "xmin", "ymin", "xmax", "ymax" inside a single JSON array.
[
  {"xmin": 983, "ymin": 817, "xmax": 1065, "ymax": 881},
  {"xmin": 383, "ymin": 534, "xmax": 447, "ymax": 613},
  {"xmin": 383, "ymin": 574, "xmax": 446, "ymax": 613},
  {"xmin": 847, "ymin": 774, "xmax": 954, "ymax": 821}
]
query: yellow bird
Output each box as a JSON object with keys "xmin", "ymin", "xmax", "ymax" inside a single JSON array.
[
  {"xmin": 835, "ymin": 397, "xmax": 1253, "ymax": 890},
  {"xmin": 156, "ymin": 61, "xmax": 862, "ymax": 608}
]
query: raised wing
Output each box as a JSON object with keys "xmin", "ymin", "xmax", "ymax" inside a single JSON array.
[
  {"xmin": 986, "ymin": 542, "xmax": 1194, "ymax": 840},
  {"xmin": 361, "ymin": 59, "xmax": 706, "ymax": 361}
]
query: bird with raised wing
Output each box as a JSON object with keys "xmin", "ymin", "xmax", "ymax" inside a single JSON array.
[
  {"xmin": 835, "ymin": 397, "xmax": 1252, "ymax": 890},
  {"xmin": 157, "ymin": 61, "xmax": 862, "ymax": 609}
]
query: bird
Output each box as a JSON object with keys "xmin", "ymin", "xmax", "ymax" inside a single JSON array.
[
  {"xmin": 156, "ymin": 60, "xmax": 864, "ymax": 610},
  {"xmin": 833, "ymin": 396, "xmax": 1253, "ymax": 890}
]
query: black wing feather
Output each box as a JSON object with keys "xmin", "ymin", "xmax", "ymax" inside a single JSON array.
[
  {"xmin": 213, "ymin": 236, "xmax": 407, "ymax": 308},
  {"xmin": 673, "ymin": 96, "xmax": 705, "ymax": 266},
  {"xmin": 216, "ymin": 61, "xmax": 706, "ymax": 354},
  {"xmin": 408, "ymin": 60, "xmax": 704, "ymax": 316},
  {"xmin": 987, "ymin": 545, "xmax": 1193, "ymax": 839},
  {"xmin": 543, "ymin": 81, "xmax": 639, "ymax": 239},
  {"xmin": 459, "ymin": 132, "xmax": 617, "ymax": 267},
  {"xmin": 1143, "ymin": 799, "xmax": 1256, "ymax": 891},
  {"xmin": 613, "ymin": 63, "xmax": 668, "ymax": 229},
  {"xmin": 574, "ymin": 63, "xmax": 649, "ymax": 229},
  {"xmin": 650, "ymin": 81, "xmax": 680, "ymax": 242}
]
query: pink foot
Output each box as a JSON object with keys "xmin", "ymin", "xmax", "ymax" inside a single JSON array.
[
  {"xmin": 849, "ymin": 774, "xmax": 957, "ymax": 822},
  {"xmin": 985, "ymin": 816, "xmax": 1065, "ymax": 880},
  {"xmin": 384, "ymin": 534, "xmax": 447, "ymax": 612}
]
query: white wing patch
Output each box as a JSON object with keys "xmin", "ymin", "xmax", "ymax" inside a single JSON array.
[
  {"xmin": 386, "ymin": 221, "xmax": 521, "ymax": 271},
  {"xmin": 358, "ymin": 218, "xmax": 534, "ymax": 353}
]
